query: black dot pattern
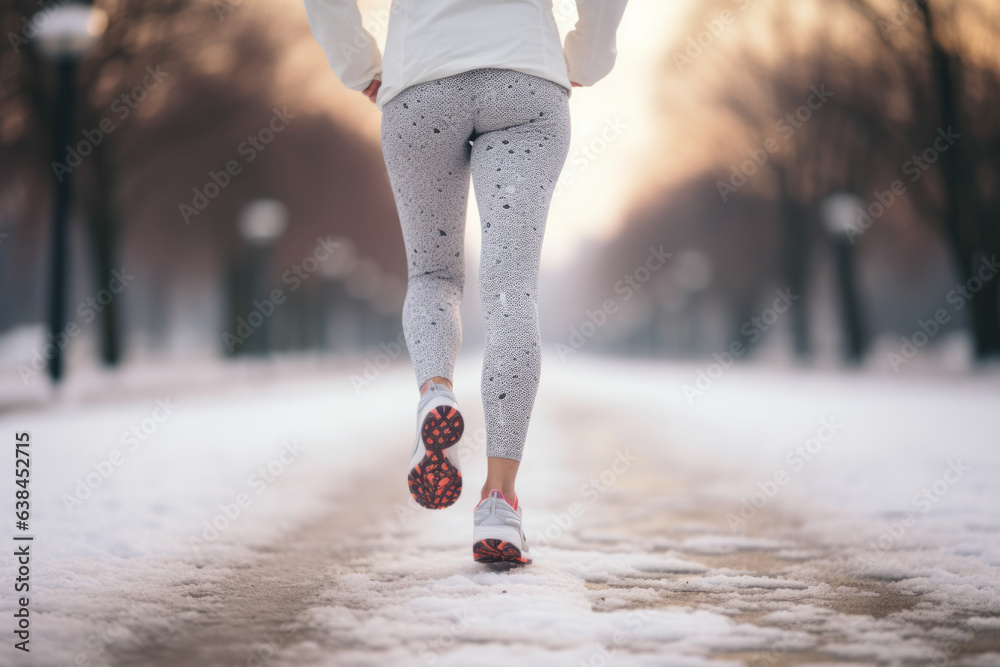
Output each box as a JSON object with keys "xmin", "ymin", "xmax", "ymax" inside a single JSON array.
[{"xmin": 381, "ymin": 68, "xmax": 571, "ymax": 461}]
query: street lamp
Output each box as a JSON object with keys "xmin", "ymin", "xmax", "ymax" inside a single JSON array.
[
  {"xmin": 33, "ymin": 1, "xmax": 107, "ymax": 383},
  {"xmin": 669, "ymin": 249, "xmax": 713, "ymax": 356},
  {"xmin": 238, "ymin": 199, "xmax": 289, "ymax": 247},
  {"xmin": 238, "ymin": 198, "xmax": 288, "ymax": 354},
  {"xmin": 33, "ymin": 4, "xmax": 107, "ymax": 59},
  {"xmin": 820, "ymin": 193, "xmax": 867, "ymax": 364},
  {"xmin": 317, "ymin": 237, "xmax": 355, "ymax": 350}
]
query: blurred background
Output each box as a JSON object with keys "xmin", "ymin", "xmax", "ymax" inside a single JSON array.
[
  {"xmin": 3, "ymin": 3, "xmax": 1000, "ymax": 664},
  {"xmin": 1, "ymin": 0, "xmax": 999, "ymax": 403}
]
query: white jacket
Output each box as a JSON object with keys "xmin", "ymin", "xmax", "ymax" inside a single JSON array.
[{"xmin": 303, "ymin": 0, "xmax": 629, "ymax": 109}]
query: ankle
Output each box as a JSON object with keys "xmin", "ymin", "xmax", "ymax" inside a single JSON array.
[
  {"xmin": 481, "ymin": 483, "xmax": 516, "ymax": 502},
  {"xmin": 420, "ymin": 376, "xmax": 453, "ymax": 395}
]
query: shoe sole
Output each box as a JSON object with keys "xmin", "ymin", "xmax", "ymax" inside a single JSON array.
[
  {"xmin": 472, "ymin": 538, "xmax": 530, "ymax": 566},
  {"xmin": 407, "ymin": 406, "xmax": 464, "ymax": 509}
]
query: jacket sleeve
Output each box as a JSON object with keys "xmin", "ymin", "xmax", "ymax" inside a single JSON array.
[
  {"xmin": 563, "ymin": 0, "xmax": 629, "ymax": 86},
  {"xmin": 302, "ymin": 0, "xmax": 383, "ymax": 91}
]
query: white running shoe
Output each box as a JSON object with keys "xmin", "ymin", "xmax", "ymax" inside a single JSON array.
[
  {"xmin": 473, "ymin": 489, "xmax": 531, "ymax": 565},
  {"xmin": 407, "ymin": 381, "xmax": 464, "ymax": 509}
]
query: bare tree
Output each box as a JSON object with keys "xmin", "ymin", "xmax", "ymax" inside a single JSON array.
[
  {"xmin": 844, "ymin": 0, "xmax": 1000, "ymax": 357},
  {"xmin": 2, "ymin": 0, "xmax": 233, "ymax": 364},
  {"xmin": 1, "ymin": 0, "xmax": 408, "ymax": 361},
  {"xmin": 632, "ymin": 0, "xmax": 1000, "ymax": 362}
]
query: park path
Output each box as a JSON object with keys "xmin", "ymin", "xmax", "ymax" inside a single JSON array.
[{"xmin": 2, "ymin": 357, "xmax": 998, "ymax": 666}]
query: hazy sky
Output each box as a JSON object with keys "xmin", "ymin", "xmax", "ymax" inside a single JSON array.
[
  {"xmin": 338, "ymin": 0, "xmax": 696, "ymax": 268},
  {"xmin": 539, "ymin": 1, "xmax": 695, "ymax": 266}
]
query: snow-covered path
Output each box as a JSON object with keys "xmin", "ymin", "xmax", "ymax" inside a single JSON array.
[{"xmin": 1, "ymin": 357, "xmax": 998, "ymax": 666}]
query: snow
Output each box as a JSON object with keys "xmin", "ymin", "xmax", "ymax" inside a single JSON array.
[{"xmin": 0, "ymin": 354, "xmax": 998, "ymax": 665}]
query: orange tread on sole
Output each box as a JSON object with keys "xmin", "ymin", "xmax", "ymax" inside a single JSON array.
[{"xmin": 408, "ymin": 406, "xmax": 464, "ymax": 509}]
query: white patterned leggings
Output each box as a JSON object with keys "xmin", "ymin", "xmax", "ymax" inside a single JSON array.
[{"xmin": 380, "ymin": 68, "xmax": 571, "ymax": 461}]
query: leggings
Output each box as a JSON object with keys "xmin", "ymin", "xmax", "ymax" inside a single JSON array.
[{"xmin": 380, "ymin": 68, "xmax": 571, "ymax": 461}]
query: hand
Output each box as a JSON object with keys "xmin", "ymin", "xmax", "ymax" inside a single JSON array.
[
  {"xmin": 571, "ymin": 81, "xmax": 582, "ymax": 87},
  {"xmin": 362, "ymin": 79, "xmax": 381, "ymax": 104}
]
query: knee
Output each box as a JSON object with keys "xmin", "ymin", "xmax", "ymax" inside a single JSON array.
[
  {"xmin": 481, "ymin": 293, "xmax": 540, "ymax": 328},
  {"xmin": 408, "ymin": 266, "xmax": 464, "ymax": 290},
  {"xmin": 479, "ymin": 272, "xmax": 538, "ymax": 307}
]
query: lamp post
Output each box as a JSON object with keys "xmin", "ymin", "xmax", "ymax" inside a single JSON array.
[
  {"xmin": 238, "ymin": 198, "xmax": 288, "ymax": 354},
  {"xmin": 670, "ymin": 249, "xmax": 712, "ymax": 356},
  {"xmin": 820, "ymin": 193, "xmax": 867, "ymax": 364},
  {"xmin": 317, "ymin": 237, "xmax": 355, "ymax": 350},
  {"xmin": 33, "ymin": 2, "xmax": 107, "ymax": 383}
]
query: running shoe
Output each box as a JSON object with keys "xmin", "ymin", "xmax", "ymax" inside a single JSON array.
[
  {"xmin": 473, "ymin": 489, "xmax": 531, "ymax": 565},
  {"xmin": 407, "ymin": 381, "xmax": 464, "ymax": 509}
]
